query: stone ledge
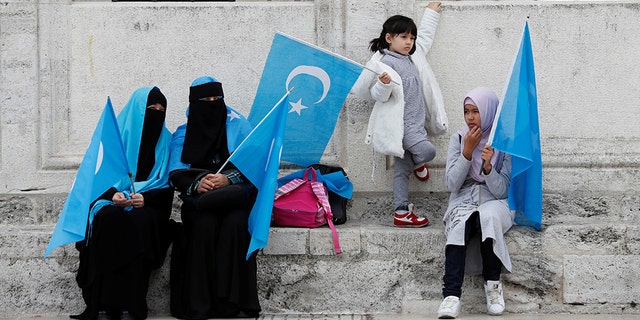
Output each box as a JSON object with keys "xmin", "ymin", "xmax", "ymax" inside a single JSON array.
[
  {"xmin": 4, "ymin": 221, "xmax": 639, "ymax": 259},
  {"xmin": 564, "ymin": 255, "xmax": 640, "ymax": 304},
  {"xmin": 2, "ymin": 222, "xmax": 640, "ymax": 316}
]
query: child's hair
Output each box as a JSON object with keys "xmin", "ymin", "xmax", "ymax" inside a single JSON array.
[{"xmin": 369, "ymin": 15, "xmax": 418, "ymax": 55}]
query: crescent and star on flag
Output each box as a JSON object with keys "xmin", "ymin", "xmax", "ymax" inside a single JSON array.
[
  {"xmin": 285, "ymin": 65, "xmax": 331, "ymax": 116},
  {"xmin": 259, "ymin": 64, "xmax": 329, "ymax": 172}
]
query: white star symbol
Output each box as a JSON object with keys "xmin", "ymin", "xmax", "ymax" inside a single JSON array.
[
  {"xmin": 227, "ymin": 111, "xmax": 241, "ymax": 121},
  {"xmin": 289, "ymin": 98, "xmax": 308, "ymax": 116}
]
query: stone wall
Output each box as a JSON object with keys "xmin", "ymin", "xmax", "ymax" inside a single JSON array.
[{"xmin": 1, "ymin": 0, "xmax": 640, "ymax": 317}]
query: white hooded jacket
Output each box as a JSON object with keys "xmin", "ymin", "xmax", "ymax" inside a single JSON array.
[{"xmin": 351, "ymin": 8, "xmax": 448, "ymax": 158}]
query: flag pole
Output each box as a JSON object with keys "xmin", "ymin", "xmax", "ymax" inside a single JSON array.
[
  {"xmin": 482, "ymin": 21, "xmax": 530, "ymax": 175},
  {"xmin": 215, "ymin": 88, "xmax": 294, "ymax": 174},
  {"xmin": 276, "ymin": 32, "xmax": 401, "ymax": 86},
  {"xmin": 277, "ymin": 32, "xmax": 362, "ymax": 67},
  {"xmin": 361, "ymin": 66, "xmax": 402, "ymax": 86},
  {"xmin": 128, "ymin": 172, "xmax": 137, "ymax": 194},
  {"xmin": 487, "ymin": 21, "xmax": 529, "ymax": 146}
]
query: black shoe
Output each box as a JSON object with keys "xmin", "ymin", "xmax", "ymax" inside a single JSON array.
[{"xmin": 69, "ymin": 309, "xmax": 97, "ymax": 320}]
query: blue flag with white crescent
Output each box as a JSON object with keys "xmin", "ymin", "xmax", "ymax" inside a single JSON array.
[
  {"xmin": 229, "ymin": 92, "xmax": 290, "ymax": 260},
  {"xmin": 488, "ymin": 22, "xmax": 542, "ymax": 231},
  {"xmin": 248, "ymin": 32, "xmax": 363, "ymax": 166},
  {"xmin": 44, "ymin": 98, "xmax": 130, "ymax": 257}
]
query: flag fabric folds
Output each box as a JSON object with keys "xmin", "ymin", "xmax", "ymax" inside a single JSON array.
[
  {"xmin": 488, "ymin": 22, "xmax": 543, "ymax": 230},
  {"xmin": 44, "ymin": 98, "xmax": 130, "ymax": 257},
  {"xmin": 248, "ymin": 32, "xmax": 363, "ymax": 166},
  {"xmin": 229, "ymin": 93, "xmax": 290, "ymax": 259}
]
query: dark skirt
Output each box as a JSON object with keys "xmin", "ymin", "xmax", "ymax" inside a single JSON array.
[
  {"xmin": 75, "ymin": 188, "xmax": 174, "ymax": 319},
  {"xmin": 170, "ymin": 202, "xmax": 261, "ymax": 319}
]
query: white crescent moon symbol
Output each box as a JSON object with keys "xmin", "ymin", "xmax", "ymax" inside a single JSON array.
[
  {"xmin": 95, "ymin": 141, "xmax": 104, "ymax": 175},
  {"xmin": 285, "ymin": 65, "xmax": 331, "ymax": 104}
]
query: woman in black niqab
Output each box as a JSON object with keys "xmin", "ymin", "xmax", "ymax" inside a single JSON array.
[
  {"xmin": 180, "ymin": 81, "xmax": 229, "ymax": 171},
  {"xmin": 71, "ymin": 87, "xmax": 174, "ymax": 320},
  {"xmin": 168, "ymin": 76, "xmax": 260, "ymax": 319}
]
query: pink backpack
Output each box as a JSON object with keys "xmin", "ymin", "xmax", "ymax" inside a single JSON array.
[{"xmin": 272, "ymin": 167, "xmax": 341, "ymax": 254}]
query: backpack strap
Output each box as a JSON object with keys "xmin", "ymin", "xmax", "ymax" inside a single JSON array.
[
  {"xmin": 302, "ymin": 167, "xmax": 317, "ymax": 181},
  {"xmin": 311, "ymin": 181, "xmax": 341, "ymax": 254},
  {"xmin": 275, "ymin": 167, "xmax": 316, "ymax": 201},
  {"xmin": 274, "ymin": 178, "xmax": 306, "ymax": 200}
]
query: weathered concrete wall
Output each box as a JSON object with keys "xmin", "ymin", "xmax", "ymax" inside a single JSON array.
[
  {"xmin": 1, "ymin": 0, "xmax": 640, "ymax": 317},
  {"xmin": 5, "ymin": 0, "xmax": 640, "ymax": 194}
]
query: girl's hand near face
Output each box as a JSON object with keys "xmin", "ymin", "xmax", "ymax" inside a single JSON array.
[{"xmin": 462, "ymin": 126, "xmax": 482, "ymax": 160}]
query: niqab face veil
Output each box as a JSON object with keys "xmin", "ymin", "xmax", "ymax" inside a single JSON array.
[
  {"xmin": 115, "ymin": 86, "xmax": 171, "ymax": 193},
  {"xmin": 181, "ymin": 81, "xmax": 229, "ymax": 171},
  {"xmin": 137, "ymin": 87, "xmax": 167, "ymax": 181}
]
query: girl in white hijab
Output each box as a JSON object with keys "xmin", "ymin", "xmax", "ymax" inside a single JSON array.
[{"xmin": 437, "ymin": 87, "xmax": 514, "ymax": 319}]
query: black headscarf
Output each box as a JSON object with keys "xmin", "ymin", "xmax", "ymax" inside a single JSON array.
[
  {"xmin": 136, "ymin": 87, "xmax": 167, "ymax": 181},
  {"xmin": 180, "ymin": 81, "xmax": 229, "ymax": 171}
]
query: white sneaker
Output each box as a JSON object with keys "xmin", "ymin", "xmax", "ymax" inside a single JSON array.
[
  {"xmin": 485, "ymin": 280, "xmax": 505, "ymax": 315},
  {"xmin": 437, "ymin": 295, "xmax": 461, "ymax": 319}
]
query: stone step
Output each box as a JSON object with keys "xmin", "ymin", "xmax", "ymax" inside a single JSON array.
[{"xmin": 2, "ymin": 219, "xmax": 640, "ymax": 317}]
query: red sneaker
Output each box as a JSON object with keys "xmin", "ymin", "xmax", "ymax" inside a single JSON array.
[
  {"xmin": 394, "ymin": 204, "xmax": 429, "ymax": 227},
  {"xmin": 413, "ymin": 163, "xmax": 430, "ymax": 181}
]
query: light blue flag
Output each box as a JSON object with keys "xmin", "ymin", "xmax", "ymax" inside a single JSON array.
[
  {"xmin": 229, "ymin": 93, "xmax": 290, "ymax": 259},
  {"xmin": 488, "ymin": 22, "xmax": 542, "ymax": 230},
  {"xmin": 248, "ymin": 32, "xmax": 363, "ymax": 166},
  {"xmin": 44, "ymin": 98, "xmax": 130, "ymax": 257}
]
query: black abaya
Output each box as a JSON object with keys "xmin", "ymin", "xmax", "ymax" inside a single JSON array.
[
  {"xmin": 169, "ymin": 78, "xmax": 261, "ymax": 319},
  {"xmin": 169, "ymin": 171, "xmax": 260, "ymax": 319},
  {"xmin": 76, "ymin": 187, "xmax": 174, "ymax": 319}
]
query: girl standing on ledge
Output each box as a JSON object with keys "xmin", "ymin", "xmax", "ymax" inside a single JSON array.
[{"xmin": 351, "ymin": 2, "xmax": 448, "ymax": 228}]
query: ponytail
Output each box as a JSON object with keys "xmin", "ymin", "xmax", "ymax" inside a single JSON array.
[
  {"xmin": 368, "ymin": 34, "xmax": 388, "ymax": 53},
  {"xmin": 369, "ymin": 14, "xmax": 418, "ymax": 55}
]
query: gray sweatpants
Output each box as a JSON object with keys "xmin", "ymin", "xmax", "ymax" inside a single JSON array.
[{"xmin": 393, "ymin": 139, "xmax": 436, "ymax": 209}]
